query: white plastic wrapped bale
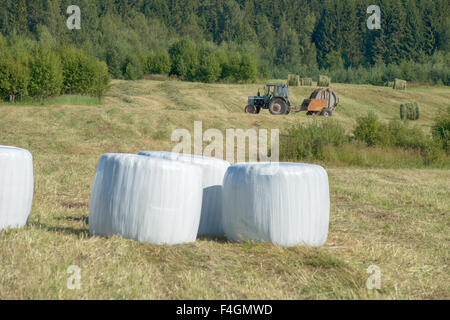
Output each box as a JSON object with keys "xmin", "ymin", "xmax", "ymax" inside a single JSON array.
[
  {"xmin": 138, "ymin": 151, "xmax": 230, "ymax": 237},
  {"xmin": 89, "ymin": 153, "xmax": 203, "ymax": 245},
  {"xmin": 222, "ymin": 162, "xmax": 329, "ymax": 247},
  {"xmin": 0, "ymin": 146, "xmax": 34, "ymax": 231}
]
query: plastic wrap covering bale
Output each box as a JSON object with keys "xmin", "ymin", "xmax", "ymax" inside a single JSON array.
[
  {"xmin": 89, "ymin": 153, "xmax": 203, "ymax": 245},
  {"xmin": 222, "ymin": 162, "xmax": 330, "ymax": 247},
  {"xmin": 0, "ymin": 146, "xmax": 34, "ymax": 231},
  {"xmin": 138, "ymin": 151, "xmax": 230, "ymax": 237}
]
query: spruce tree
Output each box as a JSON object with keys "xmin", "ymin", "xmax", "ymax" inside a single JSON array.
[
  {"xmin": 313, "ymin": 0, "xmax": 337, "ymax": 68},
  {"xmin": 402, "ymin": 0, "xmax": 424, "ymax": 61},
  {"xmin": 420, "ymin": 0, "xmax": 437, "ymax": 56},
  {"xmin": 373, "ymin": 0, "xmax": 407, "ymax": 64},
  {"xmin": 340, "ymin": 0, "xmax": 363, "ymax": 67},
  {"xmin": 9, "ymin": 0, "xmax": 28, "ymax": 35}
]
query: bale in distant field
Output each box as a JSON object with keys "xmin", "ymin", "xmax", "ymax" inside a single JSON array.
[
  {"xmin": 406, "ymin": 103, "xmax": 414, "ymax": 120},
  {"xmin": 318, "ymin": 75, "xmax": 331, "ymax": 87},
  {"xmin": 0, "ymin": 146, "xmax": 34, "ymax": 231},
  {"xmin": 139, "ymin": 151, "xmax": 230, "ymax": 238},
  {"xmin": 288, "ymin": 74, "xmax": 300, "ymax": 86},
  {"xmin": 89, "ymin": 153, "xmax": 203, "ymax": 245},
  {"xmin": 301, "ymin": 77, "xmax": 312, "ymax": 86},
  {"xmin": 393, "ymin": 78, "xmax": 407, "ymax": 90},
  {"xmin": 222, "ymin": 162, "xmax": 330, "ymax": 247},
  {"xmin": 400, "ymin": 102, "xmax": 420, "ymax": 120}
]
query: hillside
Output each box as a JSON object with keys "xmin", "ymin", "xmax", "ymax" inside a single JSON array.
[
  {"xmin": 0, "ymin": 81, "xmax": 449, "ymax": 299},
  {"xmin": 1, "ymin": 0, "xmax": 448, "ymax": 82},
  {"xmin": 2, "ymin": 80, "xmax": 449, "ymax": 156}
]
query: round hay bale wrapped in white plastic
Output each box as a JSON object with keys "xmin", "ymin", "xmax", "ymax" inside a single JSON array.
[
  {"xmin": 89, "ymin": 153, "xmax": 203, "ymax": 245},
  {"xmin": 0, "ymin": 146, "xmax": 34, "ymax": 231},
  {"xmin": 138, "ymin": 151, "xmax": 230, "ymax": 237},
  {"xmin": 222, "ymin": 162, "xmax": 329, "ymax": 247}
]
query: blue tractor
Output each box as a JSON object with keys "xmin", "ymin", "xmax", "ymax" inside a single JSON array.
[{"xmin": 244, "ymin": 83, "xmax": 291, "ymax": 115}]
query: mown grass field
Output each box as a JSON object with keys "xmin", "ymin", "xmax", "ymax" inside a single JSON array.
[{"xmin": 0, "ymin": 80, "xmax": 449, "ymax": 299}]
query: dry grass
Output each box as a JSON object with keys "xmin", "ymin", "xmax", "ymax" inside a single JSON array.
[{"xmin": 0, "ymin": 80, "xmax": 449, "ymax": 299}]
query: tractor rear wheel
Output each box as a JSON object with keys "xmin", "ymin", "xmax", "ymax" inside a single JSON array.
[
  {"xmin": 269, "ymin": 98, "xmax": 287, "ymax": 115},
  {"xmin": 321, "ymin": 108, "xmax": 333, "ymax": 117},
  {"xmin": 285, "ymin": 104, "xmax": 291, "ymax": 115},
  {"xmin": 245, "ymin": 104, "xmax": 258, "ymax": 114}
]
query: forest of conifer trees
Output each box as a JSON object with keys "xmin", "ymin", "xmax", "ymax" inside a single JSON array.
[{"xmin": 0, "ymin": 0, "xmax": 448, "ymax": 101}]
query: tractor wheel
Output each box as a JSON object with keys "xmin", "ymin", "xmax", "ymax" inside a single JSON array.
[
  {"xmin": 269, "ymin": 98, "xmax": 287, "ymax": 115},
  {"xmin": 285, "ymin": 105, "xmax": 291, "ymax": 115},
  {"xmin": 245, "ymin": 104, "xmax": 258, "ymax": 114},
  {"xmin": 321, "ymin": 108, "xmax": 333, "ymax": 117},
  {"xmin": 306, "ymin": 111, "xmax": 313, "ymax": 116}
]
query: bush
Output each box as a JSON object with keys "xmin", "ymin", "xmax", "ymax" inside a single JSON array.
[
  {"xmin": 196, "ymin": 53, "xmax": 221, "ymax": 83},
  {"xmin": 0, "ymin": 49, "xmax": 29, "ymax": 102},
  {"xmin": 105, "ymin": 46, "xmax": 124, "ymax": 79},
  {"xmin": 221, "ymin": 53, "xmax": 240, "ymax": 80},
  {"xmin": 60, "ymin": 47, "xmax": 110, "ymax": 97},
  {"xmin": 90, "ymin": 60, "xmax": 110, "ymax": 98},
  {"xmin": 238, "ymin": 54, "xmax": 257, "ymax": 82},
  {"xmin": 193, "ymin": 45, "xmax": 222, "ymax": 83},
  {"xmin": 354, "ymin": 112, "xmax": 445, "ymax": 164},
  {"xmin": 281, "ymin": 120, "xmax": 347, "ymax": 160},
  {"xmin": 28, "ymin": 44, "xmax": 63, "ymax": 100},
  {"xmin": 169, "ymin": 38, "xmax": 198, "ymax": 80},
  {"xmin": 432, "ymin": 106, "xmax": 450, "ymax": 152},
  {"xmin": 146, "ymin": 52, "xmax": 171, "ymax": 75},
  {"xmin": 386, "ymin": 120, "xmax": 428, "ymax": 150},
  {"xmin": 122, "ymin": 55, "xmax": 143, "ymax": 80},
  {"xmin": 353, "ymin": 112, "xmax": 389, "ymax": 146}
]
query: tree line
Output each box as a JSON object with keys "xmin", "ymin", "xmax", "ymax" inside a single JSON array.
[
  {"xmin": 0, "ymin": 0, "xmax": 448, "ymax": 87},
  {"xmin": 0, "ymin": 36, "xmax": 110, "ymax": 102},
  {"xmin": 123, "ymin": 38, "xmax": 257, "ymax": 82}
]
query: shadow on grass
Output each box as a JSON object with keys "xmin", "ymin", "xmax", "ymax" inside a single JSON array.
[
  {"xmin": 39, "ymin": 223, "xmax": 89, "ymax": 238},
  {"xmin": 55, "ymin": 215, "xmax": 89, "ymax": 224},
  {"xmin": 196, "ymin": 236, "xmax": 229, "ymax": 243}
]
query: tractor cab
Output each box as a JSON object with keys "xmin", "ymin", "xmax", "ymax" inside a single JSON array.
[
  {"xmin": 245, "ymin": 84, "xmax": 291, "ymax": 115},
  {"xmin": 264, "ymin": 84, "xmax": 289, "ymax": 99}
]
